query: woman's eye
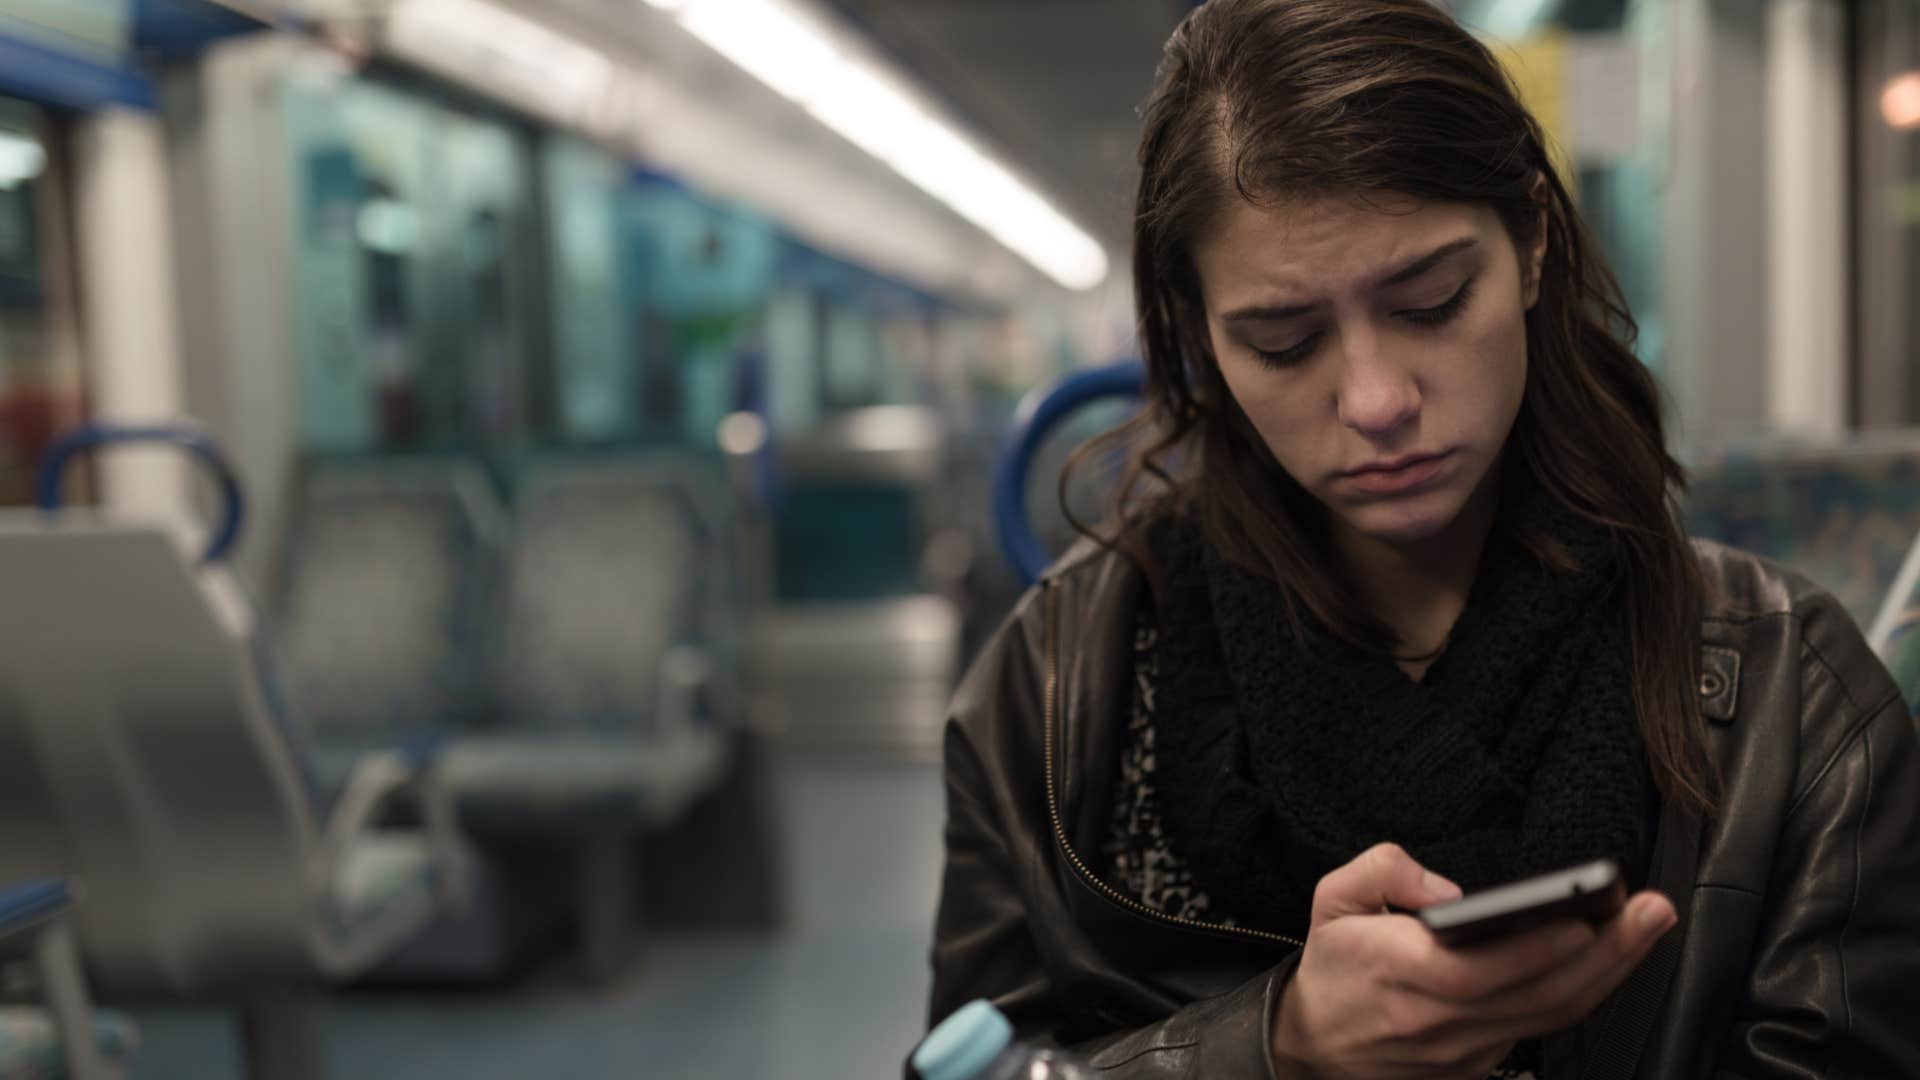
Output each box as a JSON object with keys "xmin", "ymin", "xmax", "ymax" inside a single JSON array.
[
  {"xmin": 1398, "ymin": 278, "xmax": 1476, "ymax": 328},
  {"xmin": 1253, "ymin": 332, "xmax": 1322, "ymax": 369}
]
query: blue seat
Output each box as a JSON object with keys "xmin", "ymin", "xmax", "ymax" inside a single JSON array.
[
  {"xmin": 994, "ymin": 361, "xmax": 1146, "ymax": 585},
  {"xmin": 1685, "ymin": 438, "xmax": 1920, "ymax": 626}
]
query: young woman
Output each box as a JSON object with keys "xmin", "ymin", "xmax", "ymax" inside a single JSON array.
[{"xmin": 923, "ymin": 1, "xmax": 1920, "ymax": 1077}]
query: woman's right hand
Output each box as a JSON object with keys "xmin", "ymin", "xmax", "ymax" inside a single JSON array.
[{"xmin": 1269, "ymin": 843, "xmax": 1678, "ymax": 1079}]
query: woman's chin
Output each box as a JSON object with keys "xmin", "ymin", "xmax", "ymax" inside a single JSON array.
[{"xmin": 1334, "ymin": 492, "xmax": 1468, "ymax": 548}]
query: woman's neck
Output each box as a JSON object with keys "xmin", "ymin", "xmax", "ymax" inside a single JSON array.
[{"xmin": 1332, "ymin": 475, "xmax": 1501, "ymax": 680}]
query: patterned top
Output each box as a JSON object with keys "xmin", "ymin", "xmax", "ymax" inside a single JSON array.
[
  {"xmin": 1102, "ymin": 619, "xmax": 1233, "ymax": 924},
  {"xmin": 1103, "ymin": 613, "xmax": 1541, "ymax": 1080}
]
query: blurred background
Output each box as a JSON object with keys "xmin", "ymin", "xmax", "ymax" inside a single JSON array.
[{"xmin": 1, "ymin": 0, "xmax": 1918, "ymax": 1077}]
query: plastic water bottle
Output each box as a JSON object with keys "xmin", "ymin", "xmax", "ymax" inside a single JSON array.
[{"xmin": 913, "ymin": 1000, "xmax": 1097, "ymax": 1080}]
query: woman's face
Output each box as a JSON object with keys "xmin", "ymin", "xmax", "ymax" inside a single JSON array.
[{"xmin": 1193, "ymin": 194, "xmax": 1544, "ymax": 550}]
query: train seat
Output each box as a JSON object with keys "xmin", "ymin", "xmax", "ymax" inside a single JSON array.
[
  {"xmin": 273, "ymin": 459, "xmax": 507, "ymax": 780},
  {"xmin": 1685, "ymin": 436, "xmax": 1920, "ymax": 625},
  {"xmin": 276, "ymin": 457, "xmax": 744, "ymax": 979},
  {"xmin": 482, "ymin": 458, "xmax": 734, "ymax": 977},
  {"xmin": 0, "ymin": 514, "xmax": 470, "ymax": 1078}
]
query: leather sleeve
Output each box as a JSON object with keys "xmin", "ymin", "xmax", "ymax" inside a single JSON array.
[
  {"xmin": 922, "ymin": 597, "xmax": 1296, "ymax": 1078},
  {"xmin": 925, "ymin": 720, "xmax": 1056, "ymax": 1039},
  {"xmin": 1071, "ymin": 964, "xmax": 1299, "ymax": 1078},
  {"xmin": 1718, "ymin": 681, "xmax": 1920, "ymax": 1077},
  {"xmin": 926, "ymin": 720, "xmax": 1297, "ymax": 1078}
]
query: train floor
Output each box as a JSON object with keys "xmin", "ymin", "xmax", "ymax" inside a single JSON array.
[{"xmin": 128, "ymin": 755, "xmax": 946, "ymax": 1080}]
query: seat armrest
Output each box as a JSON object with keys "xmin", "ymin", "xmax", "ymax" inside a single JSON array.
[
  {"xmin": 655, "ymin": 645, "xmax": 715, "ymax": 736},
  {"xmin": 0, "ymin": 879, "xmax": 110, "ymax": 1080},
  {"xmin": 313, "ymin": 749, "xmax": 472, "ymax": 917}
]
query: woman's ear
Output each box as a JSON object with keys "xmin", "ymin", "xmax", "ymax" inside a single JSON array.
[{"xmin": 1524, "ymin": 173, "xmax": 1549, "ymax": 310}]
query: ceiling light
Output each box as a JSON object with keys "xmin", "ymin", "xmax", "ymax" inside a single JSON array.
[
  {"xmin": 388, "ymin": 0, "xmax": 614, "ymax": 125},
  {"xmin": 664, "ymin": 0, "xmax": 1109, "ymax": 290},
  {"xmin": 681, "ymin": 0, "xmax": 842, "ymax": 105}
]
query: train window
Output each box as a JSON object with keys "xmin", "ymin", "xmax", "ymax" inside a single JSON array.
[
  {"xmin": 0, "ymin": 97, "xmax": 86, "ymax": 507},
  {"xmin": 543, "ymin": 137, "xmax": 632, "ymax": 443},
  {"xmin": 285, "ymin": 75, "xmax": 540, "ymax": 453},
  {"xmin": 621, "ymin": 182, "xmax": 779, "ymax": 448}
]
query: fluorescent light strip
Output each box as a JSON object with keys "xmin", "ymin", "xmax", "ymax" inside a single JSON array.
[
  {"xmin": 656, "ymin": 0, "xmax": 1110, "ymax": 290},
  {"xmin": 390, "ymin": 0, "xmax": 615, "ymax": 124}
]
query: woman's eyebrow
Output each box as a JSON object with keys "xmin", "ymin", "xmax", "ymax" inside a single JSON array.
[
  {"xmin": 1374, "ymin": 237, "xmax": 1479, "ymax": 288},
  {"xmin": 1220, "ymin": 237, "xmax": 1481, "ymax": 324}
]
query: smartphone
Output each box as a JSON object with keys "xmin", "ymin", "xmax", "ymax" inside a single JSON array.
[{"xmin": 1417, "ymin": 859, "xmax": 1626, "ymax": 948}]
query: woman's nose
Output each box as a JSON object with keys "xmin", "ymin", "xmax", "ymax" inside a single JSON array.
[{"xmin": 1334, "ymin": 330, "xmax": 1421, "ymax": 437}]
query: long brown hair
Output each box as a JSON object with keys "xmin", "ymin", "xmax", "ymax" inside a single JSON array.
[{"xmin": 1070, "ymin": 0, "xmax": 1716, "ymax": 817}]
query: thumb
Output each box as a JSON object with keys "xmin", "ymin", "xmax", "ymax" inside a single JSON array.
[{"xmin": 1311, "ymin": 843, "xmax": 1462, "ymax": 927}]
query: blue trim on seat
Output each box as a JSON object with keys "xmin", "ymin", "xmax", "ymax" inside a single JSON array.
[
  {"xmin": 0, "ymin": 880, "xmax": 70, "ymax": 933},
  {"xmin": 0, "ymin": 33, "xmax": 154, "ymax": 111},
  {"xmin": 36, "ymin": 422, "xmax": 247, "ymax": 564},
  {"xmin": 993, "ymin": 361, "xmax": 1146, "ymax": 587}
]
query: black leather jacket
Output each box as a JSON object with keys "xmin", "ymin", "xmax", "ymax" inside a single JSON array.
[{"xmin": 925, "ymin": 538, "xmax": 1920, "ymax": 1078}]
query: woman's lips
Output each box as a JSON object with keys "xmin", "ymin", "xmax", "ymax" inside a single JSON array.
[{"xmin": 1341, "ymin": 451, "xmax": 1452, "ymax": 496}]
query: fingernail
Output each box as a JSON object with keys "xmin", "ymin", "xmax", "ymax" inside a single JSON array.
[
  {"xmin": 1423, "ymin": 871, "xmax": 1462, "ymax": 901},
  {"xmin": 1636, "ymin": 900, "xmax": 1676, "ymax": 934}
]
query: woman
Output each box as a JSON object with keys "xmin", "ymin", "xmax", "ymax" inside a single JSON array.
[{"xmin": 923, "ymin": 1, "xmax": 1920, "ymax": 1077}]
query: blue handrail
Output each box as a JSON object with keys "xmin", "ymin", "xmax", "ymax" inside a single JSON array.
[
  {"xmin": 993, "ymin": 361, "xmax": 1146, "ymax": 586},
  {"xmin": 35, "ymin": 422, "xmax": 247, "ymax": 564}
]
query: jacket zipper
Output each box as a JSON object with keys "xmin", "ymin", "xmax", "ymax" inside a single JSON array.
[{"xmin": 1040, "ymin": 577, "xmax": 1306, "ymax": 949}]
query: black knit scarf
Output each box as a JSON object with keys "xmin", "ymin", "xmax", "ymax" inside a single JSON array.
[{"xmin": 1148, "ymin": 495, "xmax": 1653, "ymax": 941}]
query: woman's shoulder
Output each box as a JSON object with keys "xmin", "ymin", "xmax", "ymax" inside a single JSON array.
[
  {"xmin": 1691, "ymin": 537, "xmax": 1907, "ymax": 790},
  {"xmin": 943, "ymin": 539, "xmax": 1142, "ymax": 755},
  {"xmin": 1692, "ymin": 535, "xmax": 1893, "ymax": 677},
  {"xmin": 1691, "ymin": 538, "xmax": 1888, "ymax": 670},
  {"xmin": 1690, "ymin": 536, "xmax": 1837, "ymax": 622}
]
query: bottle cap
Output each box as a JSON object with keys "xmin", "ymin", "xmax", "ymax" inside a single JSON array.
[{"xmin": 912, "ymin": 999, "xmax": 1014, "ymax": 1080}]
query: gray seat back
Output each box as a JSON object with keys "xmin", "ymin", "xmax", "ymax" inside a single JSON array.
[
  {"xmin": 1687, "ymin": 437, "xmax": 1920, "ymax": 625},
  {"xmin": 495, "ymin": 460, "xmax": 713, "ymax": 734},
  {"xmin": 0, "ymin": 515, "xmax": 321, "ymax": 996},
  {"xmin": 273, "ymin": 461, "xmax": 506, "ymax": 749}
]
